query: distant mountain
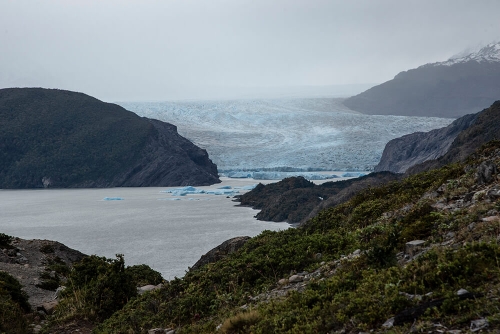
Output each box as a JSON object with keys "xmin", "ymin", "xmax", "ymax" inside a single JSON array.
[
  {"xmin": 0, "ymin": 88, "xmax": 220, "ymax": 188},
  {"xmin": 344, "ymin": 43, "xmax": 500, "ymax": 118},
  {"xmin": 374, "ymin": 100, "xmax": 500, "ymax": 174}
]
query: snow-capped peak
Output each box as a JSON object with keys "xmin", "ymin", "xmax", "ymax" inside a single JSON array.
[{"xmin": 437, "ymin": 42, "xmax": 500, "ymax": 66}]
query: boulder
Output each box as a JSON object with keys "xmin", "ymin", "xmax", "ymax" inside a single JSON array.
[
  {"xmin": 288, "ymin": 275, "xmax": 303, "ymax": 283},
  {"xmin": 476, "ymin": 160, "xmax": 498, "ymax": 185},
  {"xmin": 190, "ymin": 236, "xmax": 251, "ymax": 271},
  {"xmin": 38, "ymin": 300, "xmax": 58, "ymax": 315},
  {"xmin": 405, "ymin": 240, "xmax": 426, "ymax": 257}
]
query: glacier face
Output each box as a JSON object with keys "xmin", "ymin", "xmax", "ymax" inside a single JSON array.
[{"xmin": 120, "ymin": 98, "xmax": 453, "ymax": 171}]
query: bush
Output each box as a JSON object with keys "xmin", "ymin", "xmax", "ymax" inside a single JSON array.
[
  {"xmin": 58, "ymin": 254, "xmax": 137, "ymax": 321},
  {"xmin": 0, "ymin": 233, "xmax": 13, "ymax": 248},
  {"xmin": 126, "ymin": 264, "xmax": 164, "ymax": 286},
  {"xmin": 0, "ymin": 271, "xmax": 30, "ymax": 312}
]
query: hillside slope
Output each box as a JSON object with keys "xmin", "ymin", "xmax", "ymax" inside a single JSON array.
[
  {"xmin": 0, "ymin": 88, "xmax": 220, "ymax": 188},
  {"xmin": 374, "ymin": 112, "xmax": 478, "ymax": 173},
  {"xmin": 344, "ymin": 43, "xmax": 500, "ymax": 117},
  {"xmin": 407, "ymin": 100, "xmax": 500, "ymax": 175},
  {"xmin": 86, "ymin": 140, "xmax": 500, "ymax": 334}
]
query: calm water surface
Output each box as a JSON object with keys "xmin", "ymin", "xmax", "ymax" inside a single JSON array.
[{"xmin": 0, "ymin": 178, "xmax": 289, "ymax": 279}]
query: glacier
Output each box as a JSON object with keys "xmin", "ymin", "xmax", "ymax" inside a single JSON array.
[{"xmin": 120, "ymin": 98, "xmax": 453, "ymax": 172}]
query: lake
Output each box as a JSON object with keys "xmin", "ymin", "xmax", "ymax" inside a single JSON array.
[{"xmin": 0, "ymin": 178, "xmax": 289, "ymax": 279}]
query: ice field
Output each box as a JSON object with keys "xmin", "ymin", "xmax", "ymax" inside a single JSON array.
[{"xmin": 120, "ymin": 98, "xmax": 453, "ymax": 172}]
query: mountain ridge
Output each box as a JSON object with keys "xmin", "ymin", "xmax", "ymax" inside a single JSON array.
[
  {"xmin": 343, "ymin": 43, "xmax": 500, "ymax": 117},
  {"xmin": 0, "ymin": 88, "xmax": 220, "ymax": 188}
]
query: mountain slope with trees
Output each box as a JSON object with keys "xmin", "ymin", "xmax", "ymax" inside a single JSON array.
[{"xmin": 0, "ymin": 88, "xmax": 220, "ymax": 188}]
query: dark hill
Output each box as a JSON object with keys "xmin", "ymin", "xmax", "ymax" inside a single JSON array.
[
  {"xmin": 237, "ymin": 172, "xmax": 400, "ymax": 224},
  {"xmin": 0, "ymin": 88, "xmax": 220, "ymax": 188},
  {"xmin": 344, "ymin": 43, "xmax": 500, "ymax": 117}
]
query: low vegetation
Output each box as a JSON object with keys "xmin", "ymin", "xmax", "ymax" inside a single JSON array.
[
  {"xmin": 0, "ymin": 270, "xmax": 31, "ymax": 333},
  {"xmin": 5, "ymin": 141, "xmax": 500, "ymax": 333},
  {"xmin": 85, "ymin": 141, "xmax": 499, "ymax": 333}
]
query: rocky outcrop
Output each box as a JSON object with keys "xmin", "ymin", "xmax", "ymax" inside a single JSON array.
[
  {"xmin": 237, "ymin": 172, "xmax": 400, "ymax": 225},
  {"xmin": 190, "ymin": 236, "xmax": 251, "ymax": 271},
  {"xmin": 374, "ymin": 113, "xmax": 478, "ymax": 173},
  {"xmin": 407, "ymin": 101, "xmax": 500, "ymax": 175},
  {"xmin": 0, "ymin": 88, "xmax": 220, "ymax": 188},
  {"xmin": 0, "ymin": 238, "xmax": 86, "ymax": 308},
  {"xmin": 344, "ymin": 43, "xmax": 500, "ymax": 118},
  {"xmin": 109, "ymin": 119, "xmax": 220, "ymax": 187}
]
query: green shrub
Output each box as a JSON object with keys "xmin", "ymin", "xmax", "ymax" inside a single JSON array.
[
  {"xmin": 0, "ymin": 233, "xmax": 13, "ymax": 248},
  {"xmin": 126, "ymin": 264, "xmax": 164, "ymax": 286},
  {"xmin": 39, "ymin": 244, "xmax": 55, "ymax": 254},
  {"xmin": 57, "ymin": 254, "xmax": 137, "ymax": 322},
  {"xmin": 0, "ymin": 271, "xmax": 30, "ymax": 312}
]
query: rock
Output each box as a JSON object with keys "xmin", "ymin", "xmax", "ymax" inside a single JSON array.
[
  {"xmin": 445, "ymin": 231, "xmax": 455, "ymax": 239},
  {"xmin": 288, "ymin": 275, "xmax": 303, "ymax": 283},
  {"xmin": 482, "ymin": 216, "xmax": 499, "ymax": 222},
  {"xmin": 166, "ymin": 330, "xmax": 176, "ymax": 334},
  {"xmin": 352, "ymin": 249, "xmax": 361, "ymax": 256},
  {"xmin": 457, "ymin": 288, "xmax": 469, "ymax": 296},
  {"xmin": 38, "ymin": 300, "xmax": 58, "ymax": 315},
  {"xmin": 148, "ymin": 329, "xmax": 166, "ymax": 334},
  {"xmin": 447, "ymin": 330, "xmax": 461, "ymax": 334},
  {"xmin": 487, "ymin": 188, "xmax": 500, "ymax": 199},
  {"xmin": 315, "ymin": 253, "xmax": 322, "ymax": 259},
  {"xmin": 374, "ymin": 114, "xmax": 477, "ymax": 173},
  {"xmin": 278, "ymin": 278, "xmax": 288, "ymax": 285},
  {"xmin": 138, "ymin": 284, "xmax": 162, "ymax": 295},
  {"xmin": 53, "ymin": 286, "xmax": 66, "ymax": 299},
  {"xmin": 33, "ymin": 324, "xmax": 42, "ymax": 333},
  {"xmin": 405, "ymin": 240, "xmax": 426, "ymax": 257},
  {"xmin": 476, "ymin": 160, "xmax": 497, "ymax": 185},
  {"xmin": 470, "ymin": 318, "xmax": 488, "ymax": 332},
  {"xmin": 468, "ymin": 222, "xmax": 476, "ymax": 231},
  {"xmin": 382, "ymin": 317, "xmax": 395, "ymax": 328},
  {"xmin": 190, "ymin": 236, "xmax": 251, "ymax": 271}
]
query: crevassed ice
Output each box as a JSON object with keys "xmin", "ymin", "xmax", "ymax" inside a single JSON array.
[{"xmin": 120, "ymin": 98, "xmax": 453, "ymax": 172}]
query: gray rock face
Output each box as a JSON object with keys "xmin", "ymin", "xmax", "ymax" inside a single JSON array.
[
  {"xmin": 111, "ymin": 119, "xmax": 220, "ymax": 187},
  {"xmin": 374, "ymin": 113, "xmax": 477, "ymax": 173},
  {"xmin": 476, "ymin": 160, "xmax": 498, "ymax": 185},
  {"xmin": 190, "ymin": 236, "xmax": 251, "ymax": 271}
]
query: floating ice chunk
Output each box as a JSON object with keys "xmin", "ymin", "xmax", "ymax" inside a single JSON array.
[
  {"xmin": 160, "ymin": 186, "xmax": 206, "ymax": 196},
  {"xmin": 341, "ymin": 172, "xmax": 366, "ymax": 177},
  {"xmin": 217, "ymin": 185, "xmax": 232, "ymax": 189},
  {"xmin": 102, "ymin": 197, "xmax": 124, "ymax": 201},
  {"xmin": 226, "ymin": 171, "xmax": 254, "ymax": 178},
  {"xmin": 240, "ymin": 184, "xmax": 257, "ymax": 190},
  {"xmin": 205, "ymin": 189, "xmax": 240, "ymax": 196},
  {"xmin": 158, "ymin": 198, "xmax": 181, "ymax": 201}
]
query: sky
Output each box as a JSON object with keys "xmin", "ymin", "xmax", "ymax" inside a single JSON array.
[{"xmin": 1, "ymin": 0, "xmax": 499, "ymax": 101}]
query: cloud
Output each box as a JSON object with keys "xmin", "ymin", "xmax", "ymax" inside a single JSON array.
[{"xmin": 1, "ymin": 0, "xmax": 499, "ymax": 101}]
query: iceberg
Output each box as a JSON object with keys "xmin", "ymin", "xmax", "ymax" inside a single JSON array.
[
  {"xmin": 102, "ymin": 197, "xmax": 124, "ymax": 201},
  {"xmin": 160, "ymin": 186, "xmax": 206, "ymax": 196},
  {"xmin": 205, "ymin": 189, "xmax": 240, "ymax": 196}
]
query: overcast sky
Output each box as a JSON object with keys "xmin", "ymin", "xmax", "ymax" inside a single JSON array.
[{"xmin": 1, "ymin": 0, "xmax": 499, "ymax": 101}]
